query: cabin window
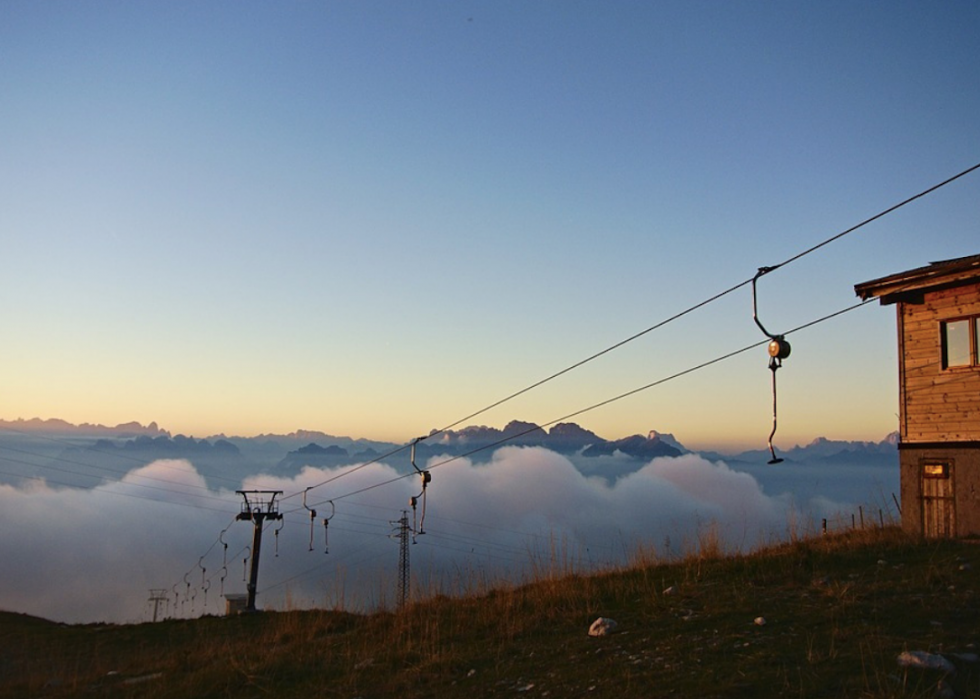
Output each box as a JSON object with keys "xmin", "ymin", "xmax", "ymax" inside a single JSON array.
[{"xmin": 941, "ymin": 317, "xmax": 977, "ymax": 369}]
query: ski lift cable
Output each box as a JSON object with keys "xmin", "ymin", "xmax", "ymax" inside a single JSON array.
[
  {"xmin": 324, "ymin": 299, "xmax": 875, "ymax": 505},
  {"xmin": 279, "ymin": 161, "xmax": 979, "ymax": 507},
  {"xmin": 0, "ymin": 430, "xmax": 250, "ymax": 491},
  {"xmin": 182, "ymin": 297, "xmax": 877, "ymax": 591},
  {"xmin": 177, "ymin": 163, "xmax": 978, "ymax": 592},
  {"xmin": 426, "ymin": 160, "xmax": 979, "ymax": 440},
  {"xmin": 0, "ymin": 449, "xmax": 231, "ymax": 504}
]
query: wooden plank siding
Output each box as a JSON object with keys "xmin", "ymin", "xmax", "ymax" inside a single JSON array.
[
  {"xmin": 900, "ymin": 284, "xmax": 980, "ymax": 443},
  {"xmin": 858, "ymin": 256, "xmax": 980, "ymax": 538}
]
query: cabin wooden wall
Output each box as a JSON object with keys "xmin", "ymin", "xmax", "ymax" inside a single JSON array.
[
  {"xmin": 899, "ymin": 284, "xmax": 980, "ymax": 443},
  {"xmin": 900, "ymin": 446, "xmax": 980, "ymax": 537}
]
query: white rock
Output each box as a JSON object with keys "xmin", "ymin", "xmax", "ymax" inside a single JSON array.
[
  {"xmin": 589, "ymin": 617, "xmax": 618, "ymax": 637},
  {"xmin": 897, "ymin": 651, "xmax": 956, "ymax": 674},
  {"xmin": 754, "ymin": 617, "xmax": 766, "ymax": 626}
]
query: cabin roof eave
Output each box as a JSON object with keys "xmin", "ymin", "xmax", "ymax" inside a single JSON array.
[{"xmin": 855, "ymin": 254, "xmax": 980, "ymax": 305}]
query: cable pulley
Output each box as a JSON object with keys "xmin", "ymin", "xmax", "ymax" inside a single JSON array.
[
  {"xmin": 409, "ymin": 436, "xmax": 431, "ymax": 543},
  {"xmin": 752, "ymin": 267, "xmax": 791, "ymax": 464}
]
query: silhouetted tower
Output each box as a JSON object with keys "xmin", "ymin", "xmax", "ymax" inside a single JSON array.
[
  {"xmin": 235, "ymin": 490, "xmax": 283, "ymax": 612},
  {"xmin": 147, "ymin": 588, "xmax": 168, "ymax": 622},
  {"xmin": 391, "ymin": 510, "xmax": 410, "ymax": 608}
]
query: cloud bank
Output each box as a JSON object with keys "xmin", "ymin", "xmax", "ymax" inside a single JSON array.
[{"xmin": 0, "ymin": 448, "xmax": 874, "ymax": 624}]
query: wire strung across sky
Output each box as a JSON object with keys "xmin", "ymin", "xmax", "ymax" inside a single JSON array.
[
  {"xmin": 284, "ymin": 160, "xmax": 980, "ymax": 507},
  {"xmin": 249, "ymin": 297, "xmax": 878, "ymax": 598},
  {"xmin": 304, "ymin": 298, "xmax": 876, "ymax": 510},
  {"xmin": 12, "ymin": 162, "xmax": 972, "ymax": 544},
  {"xmin": 9, "ymin": 161, "xmax": 974, "ymax": 615}
]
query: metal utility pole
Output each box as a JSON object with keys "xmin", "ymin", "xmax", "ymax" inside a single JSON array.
[
  {"xmin": 390, "ymin": 510, "xmax": 410, "ymax": 608},
  {"xmin": 147, "ymin": 588, "xmax": 168, "ymax": 622},
  {"xmin": 236, "ymin": 490, "xmax": 283, "ymax": 612}
]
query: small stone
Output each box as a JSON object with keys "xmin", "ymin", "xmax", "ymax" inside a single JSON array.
[
  {"xmin": 589, "ymin": 617, "xmax": 619, "ymax": 637},
  {"xmin": 754, "ymin": 617, "xmax": 767, "ymax": 626},
  {"xmin": 897, "ymin": 651, "xmax": 955, "ymax": 674}
]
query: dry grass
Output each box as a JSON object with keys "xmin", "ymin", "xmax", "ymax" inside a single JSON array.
[{"xmin": 3, "ymin": 525, "xmax": 980, "ymax": 698}]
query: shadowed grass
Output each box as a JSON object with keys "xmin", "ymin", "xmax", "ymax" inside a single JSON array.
[{"xmin": 3, "ymin": 526, "xmax": 979, "ymax": 698}]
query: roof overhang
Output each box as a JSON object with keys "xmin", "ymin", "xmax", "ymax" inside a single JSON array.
[{"xmin": 854, "ymin": 254, "xmax": 980, "ymax": 305}]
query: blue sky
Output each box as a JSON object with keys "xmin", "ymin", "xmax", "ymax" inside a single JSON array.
[{"xmin": 2, "ymin": 1, "xmax": 978, "ymax": 449}]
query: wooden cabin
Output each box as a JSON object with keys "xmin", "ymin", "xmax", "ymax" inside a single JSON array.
[{"xmin": 855, "ymin": 254, "xmax": 980, "ymax": 537}]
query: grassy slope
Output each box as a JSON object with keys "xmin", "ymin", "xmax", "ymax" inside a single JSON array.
[{"xmin": 2, "ymin": 527, "xmax": 979, "ymax": 698}]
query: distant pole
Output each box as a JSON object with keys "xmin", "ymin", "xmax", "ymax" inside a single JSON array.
[
  {"xmin": 391, "ymin": 510, "xmax": 411, "ymax": 608},
  {"xmin": 147, "ymin": 588, "xmax": 168, "ymax": 623},
  {"xmin": 236, "ymin": 490, "xmax": 283, "ymax": 612}
]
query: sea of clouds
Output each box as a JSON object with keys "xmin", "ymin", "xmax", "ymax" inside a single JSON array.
[{"xmin": 0, "ymin": 446, "xmax": 895, "ymax": 624}]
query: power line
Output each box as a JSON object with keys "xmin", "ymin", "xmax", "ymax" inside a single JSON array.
[
  {"xmin": 0, "ymin": 464, "xmax": 236, "ymax": 514},
  {"xmin": 764, "ymin": 161, "xmax": 980, "ymax": 275},
  {"xmin": 175, "ymin": 298, "xmax": 879, "ymax": 613},
  {"xmin": 319, "ymin": 299, "xmax": 875, "ymax": 506},
  {"xmin": 0, "ymin": 443, "xmax": 232, "ymax": 502},
  {"xmin": 423, "ymin": 161, "xmax": 980, "ymax": 440},
  {"xmin": 0, "ymin": 427, "xmax": 250, "ymax": 490},
  {"xmin": 158, "ymin": 162, "xmax": 980, "ymax": 608},
  {"xmin": 288, "ymin": 161, "xmax": 978, "ymax": 505}
]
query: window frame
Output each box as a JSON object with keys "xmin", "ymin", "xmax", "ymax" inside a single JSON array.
[{"xmin": 941, "ymin": 315, "xmax": 979, "ymax": 370}]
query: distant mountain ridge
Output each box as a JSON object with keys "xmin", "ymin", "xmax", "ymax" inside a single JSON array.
[
  {"xmin": 422, "ymin": 420, "xmax": 682, "ymax": 460},
  {"xmin": 1, "ymin": 416, "xmax": 899, "ymax": 479},
  {"xmin": 0, "ymin": 418, "xmax": 169, "ymax": 437}
]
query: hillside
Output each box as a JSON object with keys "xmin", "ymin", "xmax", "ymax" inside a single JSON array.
[{"xmin": 2, "ymin": 527, "xmax": 979, "ymax": 698}]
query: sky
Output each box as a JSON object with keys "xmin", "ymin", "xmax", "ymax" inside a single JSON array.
[{"xmin": 2, "ymin": 1, "xmax": 979, "ymax": 451}]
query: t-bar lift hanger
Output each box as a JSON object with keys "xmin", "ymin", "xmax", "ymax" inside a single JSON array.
[
  {"xmin": 409, "ymin": 436, "xmax": 432, "ymax": 543},
  {"xmin": 322, "ymin": 500, "xmax": 335, "ymax": 554},
  {"xmin": 752, "ymin": 266, "xmax": 791, "ymax": 465},
  {"xmin": 218, "ymin": 527, "xmax": 229, "ymax": 595},
  {"xmin": 303, "ymin": 488, "xmax": 317, "ymax": 552}
]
